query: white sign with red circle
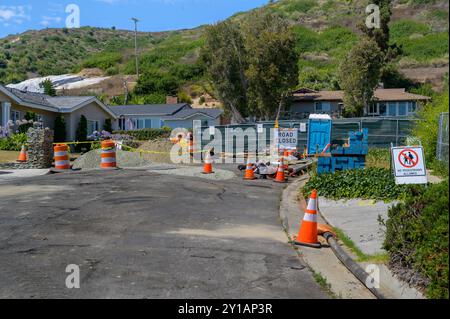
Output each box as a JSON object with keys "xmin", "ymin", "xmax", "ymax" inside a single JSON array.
[{"xmin": 391, "ymin": 146, "xmax": 427, "ymax": 185}]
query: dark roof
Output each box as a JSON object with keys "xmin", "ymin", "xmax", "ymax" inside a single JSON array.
[
  {"xmin": 47, "ymin": 96, "xmax": 94, "ymax": 109},
  {"xmin": 5, "ymin": 87, "xmax": 95, "ymax": 110},
  {"xmin": 6, "ymin": 87, "xmax": 58, "ymax": 109},
  {"xmin": 110, "ymin": 104, "xmax": 190, "ymax": 116},
  {"xmin": 164, "ymin": 108, "xmax": 223, "ymax": 120}
]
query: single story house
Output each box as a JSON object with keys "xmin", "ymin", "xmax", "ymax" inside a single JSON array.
[
  {"xmin": 0, "ymin": 85, "xmax": 117, "ymax": 141},
  {"xmin": 290, "ymin": 88, "xmax": 431, "ymax": 118},
  {"xmin": 110, "ymin": 104, "xmax": 224, "ymax": 130}
]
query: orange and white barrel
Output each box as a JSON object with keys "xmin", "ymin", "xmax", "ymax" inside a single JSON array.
[
  {"xmin": 101, "ymin": 140, "xmax": 117, "ymax": 169},
  {"xmin": 54, "ymin": 145, "xmax": 70, "ymax": 170}
]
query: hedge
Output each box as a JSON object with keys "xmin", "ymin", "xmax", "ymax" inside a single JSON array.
[
  {"xmin": 113, "ymin": 127, "xmax": 171, "ymax": 141},
  {"xmin": 303, "ymin": 168, "xmax": 407, "ymax": 201},
  {"xmin": 383, "ymin": 180, "xmax": 449, "ymax": 299}
]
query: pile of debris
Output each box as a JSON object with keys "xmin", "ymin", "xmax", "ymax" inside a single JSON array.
[{"xmin": 73, "ymin": 149, "xmax": 151, "ymax": 169}]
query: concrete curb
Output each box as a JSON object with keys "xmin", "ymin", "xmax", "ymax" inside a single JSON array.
[
  {"xmin": 281, "ymin": 176, "xmax": 425, "ymax": 299},
  {"xmin": 279, "ymin": 177, "xmax": 375, "ymax": 299}
]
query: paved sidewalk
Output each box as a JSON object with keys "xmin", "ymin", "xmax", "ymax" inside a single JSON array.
[
  {"xmin": 0, "ymin": 169, "xmax": 49, "ymax": 183},
  {"xmin": 280, "ymin": 178, "xmax": 375, "ymax": 299},
  {"xmin": 319, "ymin": 198, "xmax": 394, "ymax": 256},
  {"xmin": 317, "ymin": 197, "xmax": 424, "ymax": 299}
]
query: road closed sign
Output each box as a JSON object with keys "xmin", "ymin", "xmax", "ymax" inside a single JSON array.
[
  {"xmin": 276, "ymin": 128, "xmax": 298, "ymax": 150},
  {"xmin": 391, "ymin": 146, "xmax": 428, "ymax": 185}
]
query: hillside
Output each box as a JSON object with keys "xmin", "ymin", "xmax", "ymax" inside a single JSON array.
[{"xmin": 0, "ymin": 0, "xmax": 448, "ymax": 102}]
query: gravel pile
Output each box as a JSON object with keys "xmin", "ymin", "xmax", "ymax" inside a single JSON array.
[
  {"xmin": 147, "ymin": 166, "xmax": 236, "ymax": 180},
  {"xmin": 72, "ymin": 149, "xmax": 151, "ymax": 169}
]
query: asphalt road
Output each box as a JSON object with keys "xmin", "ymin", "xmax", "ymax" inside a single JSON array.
[{"xmin": 0, "ymin": 168, "xmax": 327, "ymax": 299}]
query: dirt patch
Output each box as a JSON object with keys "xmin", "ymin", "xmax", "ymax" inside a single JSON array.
[
  {"xmin": 400, "ymin": 66, "xmax": 449, "ymax": 90},
  {"xmin": 148, "ymin": 166, "xmax": 236, "ymax": 181},
  {"xmin": 137, "ymin": 139, "xmax": 175, "ymax": 164}
]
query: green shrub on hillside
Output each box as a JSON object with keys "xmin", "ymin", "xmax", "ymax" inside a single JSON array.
[
  {"xmin": 383, "ymin": 180, "xmax": 449, "ymax": 299},
  {"xmin": 303, "ymin": 168, "xmax": 407, "ymax": 201},
  {"xmin": 82, "ymin": 52, "xmax": 122, "ymax": 70}
]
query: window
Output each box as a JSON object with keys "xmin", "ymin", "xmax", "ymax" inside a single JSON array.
[
  {"xmin": 368, "ymin": 104, "xmax": 378, "ymax": 116},
  {"xmin": 388, "ymin": 102, "xmax": 397, "ymax": 116},
  {"xmin": 315, "ymin": 102, "xmax": 331, "ymax": 113},
  {"xmin": 379, "ymin": 103, "xmax": 387, "ymax": 116},
  {"xmin": 408, "ymin": 102, "xmax": 417, "ymax": 115},
  {"xmin": 87, "ymin": 120, "xmax": 99, "ymax": 135},
  {"xmin": 11, "ymin": 110, "xmax": 20, "ymax": 122},
  {"xmin": 398, "ymin": 102, "xmax": 407, "ymax": 116}
]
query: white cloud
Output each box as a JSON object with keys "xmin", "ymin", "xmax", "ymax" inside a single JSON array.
[
  {"xmin": 40, "ymin": 15, "xmax": 62, "ymax": 27},
  {"xmin": 0, "ymin": 5, "xmax": 32, "ymax": 26}
]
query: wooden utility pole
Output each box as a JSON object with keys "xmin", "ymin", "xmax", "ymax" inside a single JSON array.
[{"xmin": 131, "ymin": 17, "xmax": 140, "ymax": 78}]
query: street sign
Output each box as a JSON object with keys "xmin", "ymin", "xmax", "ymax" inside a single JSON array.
[
  {"xmin": 276, "ymin": 128, "xmax": 298, "ymax": 150},
  {"xmin": 257, "ymin": 124, "xmax": 264, "ymax": 134},
  {"xmin": 391, "ymin": 146, "xmax": 428, "ymax": 185},
  {"xmin": 300, "ymin": 123, "xmax": 307, "ymax": 133}
]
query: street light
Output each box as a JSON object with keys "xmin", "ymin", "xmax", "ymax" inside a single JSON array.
[{"xmin": 131, "ymin": 17, "xmax": 140, "ymax": 78}]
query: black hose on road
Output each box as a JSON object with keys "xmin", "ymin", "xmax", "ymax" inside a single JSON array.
[{"xmin": 323, "ymin": 232, "xmax": 388, "ymax": 299}]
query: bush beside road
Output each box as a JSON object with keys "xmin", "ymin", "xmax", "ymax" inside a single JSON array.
[{"xmin": 383, "ymin": 180, "xmax": 449, "ymax": 299}]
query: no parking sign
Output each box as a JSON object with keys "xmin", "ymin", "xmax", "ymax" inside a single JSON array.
[{"xmin": 391, "ymin": 146, "xmax": 428, "ymax": 185}]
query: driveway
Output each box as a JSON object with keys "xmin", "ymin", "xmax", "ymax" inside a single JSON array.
[{"xmin": 0, "ymin": 168, "xmax": 327, "ymax": 299}]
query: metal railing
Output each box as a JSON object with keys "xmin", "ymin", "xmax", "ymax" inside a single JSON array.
[
  {"xmin": 437, "ymin": 112, "xmax": 449, "ymax": 164},
  {"xmin": 198, "ymin": 117, "xmax": 418, "ymax": 153}
]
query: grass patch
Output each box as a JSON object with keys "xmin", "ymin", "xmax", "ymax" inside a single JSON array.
[
  {"xmin": 366, "ymin": 148, "xmax": 391, "ymax": 169},
  {"xmin": 0, "ymin": 150, "xmax": 19, "ymax": 163},
  {"xmin": 333, "ymin": 227, "xmax": 389, "ymax": 263},
  {"xmin": 312, "ymin": 271, "xmax": 334, "ymax": 296}
]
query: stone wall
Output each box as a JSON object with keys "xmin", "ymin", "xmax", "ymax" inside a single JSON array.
[{"xmin": 26, "ymin": 127, "xmax": 54, "ymax": 169}]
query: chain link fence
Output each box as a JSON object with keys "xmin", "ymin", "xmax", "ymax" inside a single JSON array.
[
  {"xmin": 437, "ymin": 112, "xmax": 449, "ymax": 164},
  {"xmin": 198, "ymin": 117, "xmax": 418, "ymax": 153}
]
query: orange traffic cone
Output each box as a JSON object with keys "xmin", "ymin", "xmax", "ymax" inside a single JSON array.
[
  {"xmin": 283, "ymin": 149, "xmax": 289, "ymax": 157},
  {"xmin": 244, "ymin": 159, "xmax": 257, "ymax": 180},
  {"xmin": 274, "ymin": 158, "xmax": 287, "ymax": 183},
  {"xmin": 202, "ymin": 153, "xmax": 214, "ymax": 174},
  {"xmin": 294, "ymin": 190, "xmax": 321, "ymax": 248},
  {"xmin": 17, "ymin": 145, "xmax": 27, "ymax": 162}
]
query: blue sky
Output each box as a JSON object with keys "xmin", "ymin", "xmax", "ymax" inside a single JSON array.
[{"xmin": 0, "ymin": 0, "xmax": 269, "ymax": 37}]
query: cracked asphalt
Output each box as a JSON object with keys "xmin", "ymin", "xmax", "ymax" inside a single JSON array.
[{"xmin": 0, "ymin": 168, "xmax": 327, "ymax": 299}]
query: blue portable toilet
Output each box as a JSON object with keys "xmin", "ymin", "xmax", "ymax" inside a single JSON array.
[{"xmin": 307, "ymin": 114, "xmax": 332, "ymax": 155}]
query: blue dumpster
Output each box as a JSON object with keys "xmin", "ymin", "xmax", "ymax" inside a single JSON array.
[{"xmin": 307, "ymin": 114, "xmax": 332, "ymax": 155}]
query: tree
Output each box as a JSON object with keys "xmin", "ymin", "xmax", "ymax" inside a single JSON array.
[
  {"xmin": 75, "ymin": 115, "xmax": 88, "ymax": 151},
  {"xmin": 243, "ymin": 12, "xmax": 299, "ymax": 120},
  {"xmin": 104, "ymin": 119, "xmax": 112, "ymax": 133},
  {"xmin": 202, "ymin": 20, "xmax": 248, "ymax": 123},
  {"xmin": 359, "ymin": 0, "xmax": 401, "ymax": 64},
  {"xmin": 40, "ymin": 79, "xmax": 57, "ymax": 96},
  {"xmin": 338, "ymin": 37, "xmax": 384, "ymax": 117},
  {"xmin": 202, "ymin": 12, "xmax": 298, "ymax": 122},
  {"xmin": 54, "ymin": 115, "xmax": 67, "ymax": 143}
]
